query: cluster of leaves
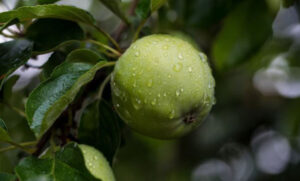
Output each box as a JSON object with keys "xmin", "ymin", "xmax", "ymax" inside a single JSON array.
[{"xmin": 0, "ymin": 0, "xmax": 168, "ymax": 180}]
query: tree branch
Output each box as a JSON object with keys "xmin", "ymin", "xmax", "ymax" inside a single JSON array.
[{"xmin": 114, "ymin": 0, "xmax": 139, "ymax": 42}]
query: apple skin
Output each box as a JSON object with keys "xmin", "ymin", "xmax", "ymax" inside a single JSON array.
[
  {"xmin": 79, "ymin": 144, "xmax": 115, "ymax": 181},
  {"xmin": 111, "ymin": 34, "xmax": 215, "ymax": 139}
]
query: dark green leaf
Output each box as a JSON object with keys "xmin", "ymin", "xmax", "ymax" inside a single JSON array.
[
  {"xmin": 0, "ymin": 18, "xmax": 19, "ymax": 33},
  {"xmin": 283, "ymin": 0, "xmax": 295, "ymax": 7},
  {"xmin": 0, "ymin": 39, "xmax": 33, "ymax": 77},
  {"xmin": 15, "ymin": 156, "xmax": 100, "ymax": 181},
  {"xmin": 0, "ymin": 75, "xmax": 19, "ymax": 102},
  {"xmin": 65, "ymin": 49, "xmax": 103, "ymax": 64},
  {"xmin": 212, "ymin": 0, "xmax": 273, "ymax": 71},
  {"xmin": 78, "ymin": 100, "xmax": 122, "ymax": 164},
  {"xmin": 15, "ymin": 157, "xmax": 53, "ymax": 181},
  {"xmin": 42, "ymin": 51, "xmax": 67, "ymax": 79},
  {"xmin": 136, "ymin": 0, "xmax": 151, "ymax": 19},
  {"xmin": 26, "ymin": 18, "xmax": 84, "ymax": 52},
  {"xmin": 26, "ymin": 61, "xmax": 111, "ymax": 138},
  {"xmin": 136, "ymin": 0, "xmax": 168, "ymax": 19},
  {"xmin": 98, "ymin": 0, "xmax": 129, "ymax": 24},
  {"xmin": 15, "ymin": 0, "xmax": 38, "ymax": 7},
  {"xmin": 0, "ymin": 172, "xmax": 16, "ymax": 181},
  {"xmin": 0, "ymin": 118, "xmax": 12, "ymax": 142},
  {"xmin": 38, "ymin": 0, "xmax": 60, "ymax": 4},
  {"xmin": 185, "ymin": 0, "xmax": 242, "ymax": 28},
  {"xmin": 55, "ymin": 143, "xmax": 101, "ymax": 180},
  {"xmin": 0, "ymin": 4, "xmax": 95, "ymax": 25},
  {"xmin": 151, "ymin": 0, "xmax": 168, "ymax": 11}
]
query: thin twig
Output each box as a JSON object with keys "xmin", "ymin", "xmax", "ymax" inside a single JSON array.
[
  {"xmin": 96, "ymin": 73, "xmax": 112, "ymax": 100},
  {"xmin": 0, "ymin": 141, "xmax": 37, "ymax": 154},
  {"xmin": 24, "ymin": 63, "xmax": 43, "ymax": 69},
  {"xmin": 93, "ymin": 25, "xmax": 122, "ymax": 52},
  {"xmin": 5, "ymin": 102, "xmax": 27, "ymax": 118},
  {"xmin": 114, "ymin": 0, "xmax": 139, "ymax": 41},
  {"xmin": 0, "ymin": 32, "xmax": 17, "ymax": 38},
  {"xmin": 87, "ymin": 39, "xmax": 122, "ymax": 57},
  {"xmin": 132, "ymin": 19, "xmax": 147, "ymax": 42},
  {"xmin": 0, "ymin": 141, "xmax": 37, "ymax": 153}
]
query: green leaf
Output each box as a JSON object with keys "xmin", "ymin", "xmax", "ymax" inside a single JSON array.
[
  {"xmin": 0, "ymin": 4, "xmax": 95, "ymax": 25},
  {"xmin": 283, "ymin": 0, "xmax": 295, "ymax": 7},
  {"xmin": 78, "ymin": 100, "xmax": 122, "ymax": 164},
  {"xmin": 55, "ymin": 143, "xmax": 96, "ymax": 176},
  {"xmin": 65, "ymin": 49, "xmax": 103, "ymax": 64},
  {"xmin": 151, "ymin": 0, "xmax": 168, "ymax": 11},
  {"xmin": 26, "ymin": 61, "xmax": 112, "ymax": 138},
  {"xmin": 15, "ymin": 143, "xmax": 100, "ymax": 181},
  {"xmin": 0, "ymin": 39, "xmax": 33, "ymax": 77},
  {"xmin": 26, "ymin": 18, "xmax": 84, "ymax": 52},
  {"xmin": 185, "ymin": 0, "xmax": 242, "ymax": 28},
  {"xmin": 15, "ymin": 156, "xmax": 100, "ymax": 181},
  {"xmin": 0, "ymin": 118, "xmax": 12, "ymax": 142},
  {"xmin": 15, "ymin": 157, "xmax": 54, "ymax": 181},
  {"xmin": 15, "ymin": 0, "xmax": 38, "ymax": 7},
  {"xmin": 0, "ymin": 172, "xmax": 16, "ymax": 181},
  {"xmin": 212, "ymin": 0, "xmax": 273, "ymax": 72},
  {"xmin": 42, "ymin": 51, "xmax": 67, "ymax": 79},
  {"xmin": 98, "ymin": 0, "xmax": 129, "ymax": 24},
  {"xmin": 0, "ymin": 18, "xmax": 19, "ymax": 33},
  {"xmin": 136, "ymin": 0, "xmax": 168, "ymax": 19},
  {"xmin": 0, "ymin": 75, "xmax": 19, "ymax": 102},
  {"xmin": 38, "ymin": 0, "xmax": 60, "ymax": 4},
  {"xmin": 55, "ymin": 143, "xmax": 100, "ymax": 181},
  {"xmin": 136, "ymin": 0, "xmax": 151, "ymax": 19}
]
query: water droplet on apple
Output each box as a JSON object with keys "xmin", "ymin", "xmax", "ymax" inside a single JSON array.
[
  {"xmin": 176, "ymin": 90, "xmax": 180, "ymax": 96},
  {"xmin": 151, "ymin": 98, "xmax": 157, "ymax": 105},
  {"xmin": 178, "ymin": 53, "xmax": 183, "ymax": 60},
  {"xmin": 135, "ymin": 51, "xmax": 140, "ymax": 57},
  {"xmin": 147, "ymin": 79, "xmax": 153, "ymax": 87},
  {"xmin": 132, "ymin": 98, "xmax": 142, "ymax": 110},
  {"xmin": 169, "ymin": 110, "xmax": 175, "ymax": 119},
  {"xmin": 173, "ymin": 63, "xmax": 183, "ymax": 72}
]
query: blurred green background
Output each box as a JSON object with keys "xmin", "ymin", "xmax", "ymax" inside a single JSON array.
[{"xmin": 1, "ymin": 0, "xmax": 300, "ymax": 180}]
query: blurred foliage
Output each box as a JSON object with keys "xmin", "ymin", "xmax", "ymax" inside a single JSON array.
[{"xmin": 1, "ymin": 0, "xmax": 300, "ymax": 180}]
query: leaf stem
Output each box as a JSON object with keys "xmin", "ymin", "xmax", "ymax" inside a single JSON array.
[
  {"xmin": 132, "ymin": 19, "xmax": 147, "ymax": 42},
  {"xmin": 5, "ymin": 102, "xmax": 27, "ymax": 118},
  {"xmin": 0, "ymin": 141, "xmax": 37, "ymax": 153},
  {"xmin": 87, "ymin": 39, "xmax": 122, "ymax": 57},
  {"xmin": 96, "ymin": 73, "xmax": 112, "ymax": 100},
  {"xmin": 93, "ymin": 25, "xmax": 122, "ymax": 52},
  {"xmin": 0, "ymin": 32, "xmax": 17, "ymax": 38}
]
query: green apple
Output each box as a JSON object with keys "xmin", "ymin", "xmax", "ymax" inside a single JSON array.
[
  {"xmin": 111, "ymin": 34, "xmax": 215, "ymax": 139},
  {"xmin": 79, "ymin": 144, "xmax": 115, "ymax": 181}
]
